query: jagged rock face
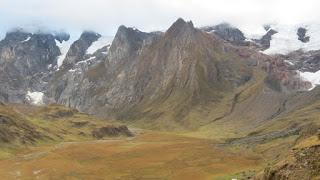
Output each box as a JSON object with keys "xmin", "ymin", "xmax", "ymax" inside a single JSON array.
[
  {"xmin": 61, "ymin": 31, "xmax": 101, "ymax": 69},
  {"xmin": 297, "ymin": 27, "xmax": 310, "ymax": 43},
  {"xmin": 47, "ymin": 18, "xmax": 254, "ymax": 123},
  {"xmin": 0, "ymin": 30, "xmax": 61, "ymax": 103},
  {"xmin": 254, "ymin": 29, "xmax": 278, "ymax": 50},
  {"xmin": 203, "ymin": 23, "xmax": 248, "ymax": 46},
  {"xmin": 280, "ymin": 50, "xmax": 320, "ymax": 73},
  {"xmin": 46, "ymin": 26, "xmax": 161, "ymax": 116}
]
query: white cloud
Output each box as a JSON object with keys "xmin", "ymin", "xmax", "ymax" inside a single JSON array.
[{"xmin": 0, "ymin": 0, "xmax": 319, "ymax": 36}]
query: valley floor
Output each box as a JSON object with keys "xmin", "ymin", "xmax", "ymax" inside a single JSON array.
[{"xmin": 0, "ymin": 131, "xmax": 262, "ymax": 180}]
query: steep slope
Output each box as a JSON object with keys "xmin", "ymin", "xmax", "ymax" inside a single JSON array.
[
  {"xmin": 0, "ymin": 103, "xmax": 43, "ymax": 146},
  {"xmin": 256, "ymin": 132, "xmax": 320, "ymax": 180}
]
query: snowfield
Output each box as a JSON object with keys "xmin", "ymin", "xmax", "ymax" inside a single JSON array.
[
  {"xmin": 263, "ymin": 24, "xmax": 320, "ymax": 55},
  {"xmin": 299, "ymin": 70, "xmax": 320, "ymax": 90},
  {"xmin": 55, "ymin": 39, "xmax": 73, "ymax": 68}
]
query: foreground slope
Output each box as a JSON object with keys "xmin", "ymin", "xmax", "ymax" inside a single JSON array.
[{"xmin": 0, "ymin": 102, "xmax": 133, "ymax": 159}]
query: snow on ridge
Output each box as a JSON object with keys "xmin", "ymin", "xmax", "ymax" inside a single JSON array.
[
  {"xmin": 263, "ymin": 24, "xmax": 320, "ymax": 55},
  {"xmin": 21, "ymin": 36, "xmax": 31, "ymax": 43},
  {"xmin": 26, "ymin": 91, "xmax": 44, "ymax": 105},
  {"xmin": 86, "ymin": 36, "xmax": 113, "ymax": 55},
  {"xmin": 75, "ymin": 56, "xmax": 96, "ymax": 66},
  {"xmin": 69, "ymin": 56, "xmax": 96, "ymax": 73}
]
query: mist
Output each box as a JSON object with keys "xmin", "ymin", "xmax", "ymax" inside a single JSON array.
[{"xmin": 0, "ymin": 0, "xmax": 319, "ymax": 37}]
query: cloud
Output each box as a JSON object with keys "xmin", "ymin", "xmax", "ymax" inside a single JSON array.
[{"xmin": 0, "ymin": 0, "xmax": 319, "ymax": 36}]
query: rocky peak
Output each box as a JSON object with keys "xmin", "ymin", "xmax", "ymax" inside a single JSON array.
[
  {"xmin": 203, "ymin": 23, "xmax": 247, "ymax": 46},
  {"xmin": 107, "ymin": 25, "xmax": 158, "ymax": 66},
  {"xmin": 165, "ymin": 18, "xmax": 195, "ymax": 38},
  {"xmin": 297, "ymin": 27, "xmax": 310, "ymax": 43},
  {"xmin": 61, "ymin": 31, "xmax": 101, "ymax": 68},
  {"xmin": 80, "ymin": 31, "xmax": 101, "ymax": 43},
  {"xmin": 255, "ymin": 28, "xmax": 278, "ymax": 50}
]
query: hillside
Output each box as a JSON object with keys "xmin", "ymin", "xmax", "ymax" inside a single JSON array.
[{"xmin": 0, "ymin": 103, "xmax": 133, "ymax": 159}]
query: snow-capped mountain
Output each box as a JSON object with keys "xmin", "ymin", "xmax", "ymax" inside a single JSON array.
[
  {"xmin": 204, "ymin": 23, "xmax": 320, "ymax": 90},
  {"xmin": 0, "ymin": 29, "xmax": 114, "ymax": 105}
]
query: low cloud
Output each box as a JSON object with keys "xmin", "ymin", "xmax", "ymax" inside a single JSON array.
[{"xmin": 0, "ymin": 0, "xmax": 319, "ymax": 36}]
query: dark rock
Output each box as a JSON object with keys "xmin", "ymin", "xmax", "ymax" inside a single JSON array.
[
  {"xmin": 255, "ymin": 29, "xmax": 278, "ymax": 50},
  {"xmin": 54, "ymin": 32, "xmax": 70, "ymax": 43},
  {"xmin": 281, "ymin": 50, "xmax": 320, "ymax": 73},
  {"xmin": 203, "ymin": 23, "xmax": 248, "ymax": 46},
  {"xmin": 297, "ymin": 27, "xmax": 310, "ymax": 43},
  {"xmin": 92, "ymin": 125, "xmax": 134, "ymax": 139},
  {"xmin": 71, "ymin": 121, "xmax": 89, "ymax": 128}
]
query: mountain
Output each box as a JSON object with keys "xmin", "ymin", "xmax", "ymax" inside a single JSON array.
[
  {"xmin": 46, "ymin": 18, "xmax": 271, "ymax": 129},
  {"xmin": 0, "ymin": 19, "xmax": 313, "ymax": 129}
]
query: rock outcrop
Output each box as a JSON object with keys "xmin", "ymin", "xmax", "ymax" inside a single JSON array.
[
  {"xmin": 202, "ymin": 23, "xmax": 248, "ymax": 46},
  {"xmin": 254, "ymin": 29, "xmax": 278, "ymax": 50},
  {"xmin": 92, "ymin": 125, "xmax": 134, "ymax": 139},
  {"xmin": 258, "ymin": 137, "xmax": 320, "ymax": 180},
  {"xmin": 297, "ymin": 27, "xmax": 310, "ymax": 43}
]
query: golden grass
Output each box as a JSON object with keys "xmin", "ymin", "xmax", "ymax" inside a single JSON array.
[{"xmin": 0, "ymin": 132, "xmax": 262, "ymax": 180}]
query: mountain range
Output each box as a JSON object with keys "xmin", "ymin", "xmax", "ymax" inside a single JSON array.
[{"xmin": 0, "ymin": 18, "xmax": 319, "ymax": 179}]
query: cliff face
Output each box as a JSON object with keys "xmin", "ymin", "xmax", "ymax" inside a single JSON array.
[{"xmin": 0, "ymin": 30, "xmax": 61, "ymax": 103}]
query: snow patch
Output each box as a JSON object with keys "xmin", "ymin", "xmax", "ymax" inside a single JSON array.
[
  {"xmin": 26, "ymin": 91, "xmax": 44, "ymax": 105},
  {"xmin": 299, "ymin": 70, "xmax": 320, "ymax": 90},
  {"xmin": 21, "ymin": 36, "xmax": 31, "ymax": 43},
  {"xmin": 75, "ymin": 56, "xmax": 96, "ymax": 65},
  {"xmin": 86, "ymin": 36, "xmax": 113, "ymax": 54},
  {"xmin": 263, "ymin": 24, "xmax": 320, "ymax": 55},
  {"xmin": 55, "ymin": 39, "xmax": 72, "ymax": 68},
  {"xmin": 284, "ymin": 60, "xmax": 294, "ymax": 66}
]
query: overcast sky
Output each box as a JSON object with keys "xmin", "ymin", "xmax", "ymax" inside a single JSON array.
[{"xmin": 0, "ymin": 0, "xmax": 319, "ymax": 36}]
